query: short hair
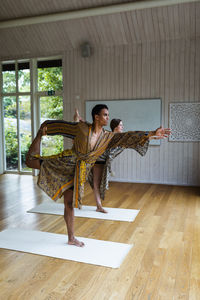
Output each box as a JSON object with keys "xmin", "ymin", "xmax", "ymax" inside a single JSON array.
[
  {"xmin": 91, "ymin": 104, "xmax": 108, "ymax": 122},
  {"xmin": 110, "ymin": 118, "xmax": 122, "ymax": 132}
]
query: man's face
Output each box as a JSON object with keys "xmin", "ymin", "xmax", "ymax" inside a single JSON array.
[{"xmin": 95, "ymin": 108, "xmax": 109, "ymax": 126}]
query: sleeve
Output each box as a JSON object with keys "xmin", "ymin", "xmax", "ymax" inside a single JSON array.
[
  {"xmin": 107, "ymin": 131, "xmax": 150, "ymax": 156},
  {"xmin": 44, "ymin": 120, "xmax": 79, "ymax": 139},
  {"xmin": 97, "ymin": 147, "xmax": 124, "ymax": 162}
]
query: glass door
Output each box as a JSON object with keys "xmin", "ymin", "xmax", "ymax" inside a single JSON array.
[
  {"xmin": 37, "ymin": 59, "xmax": 63, "ymax": 156},
  {"xmin": 39, "ymin": 96, "xmax": 64, "ymax": 156},
  {"xmin": 1, "ymin": 57, "xmax": 63, "ymax": 173},
  {"xmin": 2, "ymin": 61, "xmax": 32, "ymax": 173},
  {"xmin": 3, "ymin": 95, "xmax": 18, "ymax": 171},
  {"xmin": 19, "ymin": 96, "xmax": 32, "ymax": 171}
]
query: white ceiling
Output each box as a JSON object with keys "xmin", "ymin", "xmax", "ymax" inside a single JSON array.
[{"xmin": 0, "ymin": 0, "xmax": 199, "ymax": 60}]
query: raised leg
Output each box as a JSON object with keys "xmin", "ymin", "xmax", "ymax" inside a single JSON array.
[
  {"xmin": 63, "ymin": 189, "xmax": 84, "ymax": 247},
  {"xmin": 25, "ymin": 126, "xmax": 47, "ymax": 170},
  {"xmin": 93, "ymin": 164, "xmax": 107, "ymax": 213}
]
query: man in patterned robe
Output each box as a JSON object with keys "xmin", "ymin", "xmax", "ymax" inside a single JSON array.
[{"xmin": 26, "ymin": 104, "xmax": 170, "ymax": 247}]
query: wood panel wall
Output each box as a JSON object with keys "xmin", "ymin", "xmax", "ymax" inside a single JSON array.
[
  {"xmin": 63, "ymin": 37, "xmax": 200, "ymax": 186},
  {"xmin": 0, "ymin": 2, "xmax": 200, "ymax": 60}
]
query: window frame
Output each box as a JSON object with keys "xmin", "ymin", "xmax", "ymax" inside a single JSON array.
[{"xmin": 0, "ymin": 56, "xmax": 63, "ymax": 175}]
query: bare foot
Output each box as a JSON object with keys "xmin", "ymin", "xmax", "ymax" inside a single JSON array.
[
  {"xmin": 40, "ymin": 126, "xmax": 47, "ymax": 136},
  {"xmin": 96, "ymin": 206, "xmax": 108, "ymax": 213},
  {"xmin": 68, "ymin": 238, "xmax": 85, "ymax": 247},
  {"xmin": 37, "ymin": 126, "xmax": 47, "ymax": 139}
]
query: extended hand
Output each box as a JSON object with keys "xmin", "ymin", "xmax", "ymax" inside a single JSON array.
[
  {"xmin": 74, "ymin": 108, "xmax": 84, "ymax": 122},
  {"xmin": 151, "ymin": 126, "xmax": 171, "ymax": 140}
]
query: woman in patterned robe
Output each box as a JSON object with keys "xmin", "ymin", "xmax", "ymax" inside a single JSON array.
[{"xmin": 88, "ymin": 118, "xmax": 125, "ymax": 213}]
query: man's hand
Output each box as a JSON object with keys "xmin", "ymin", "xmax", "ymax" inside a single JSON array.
[
  {"xmin": 150, "ymin": 126, "xmax": 171, "ymax": 140},
  {"xmin": 74, "ymin": 108, "xmax": 84, "ymax": 122}
]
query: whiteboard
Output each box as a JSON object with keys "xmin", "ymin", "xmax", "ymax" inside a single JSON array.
[{"xmin": 85, "ymin": 99, "xmax": 162, "ymax": 145}]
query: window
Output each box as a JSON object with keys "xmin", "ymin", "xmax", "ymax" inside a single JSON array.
[
  {"xmin": 37, "ymin": 59, "xmax": 63, "ymax": 156},
  {"xmin": 2, "ymin": 63, "xmax": 16, "ymax": 93},
  {"xmin": 3, "ymin": 95, "xmax": 17, "ymax": 170},
  {"xmin": 2, "ymin": 62, "xmax": 31, "ymax": 172},
  {"xmin": 1, "ymin": 57, "xmax": 63, "ymax": 174}
]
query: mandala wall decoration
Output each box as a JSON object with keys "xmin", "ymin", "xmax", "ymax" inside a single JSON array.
[{"xmin": 169, "ymin": 103, "xmax": 200, "ymax": 141}]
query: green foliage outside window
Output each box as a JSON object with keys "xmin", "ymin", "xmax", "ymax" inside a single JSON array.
[
  {"xmin": 18, "ymin": 69, "xmax": 30, "ymax": 92},
  {"xmin": 3, "ymin": 71, "xmax": 16, "ymax": 93},
  {"xmin": 4, "ymin": 97, "xmax": 16, "ymax": 119},
  {"xmin": 4, "ymin": 122, "xmax": 31, "ymax": 169},
  {"xmin": 38, "ymin": 67, "xmax": 62, "ymax": 92},
  {"xmin": 4, "ymin": 123, "xmax": 18, "ymax": 168},
  {"xmin": 3, "ymin": 63, "xmax": 63, "ymax": 170},
  {"xmin": 38, "ymin": 67, "xmax": 63, "ymax": 156}
]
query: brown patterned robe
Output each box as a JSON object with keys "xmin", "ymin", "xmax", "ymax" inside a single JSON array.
[{"xmin": 36, "ymin": 120, "xmax": 151, "ymax": 208}]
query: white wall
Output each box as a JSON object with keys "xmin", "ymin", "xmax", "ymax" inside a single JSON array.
[{"xmin": 63, "ymin": 38, "xmax": 200, "ymax": 186}]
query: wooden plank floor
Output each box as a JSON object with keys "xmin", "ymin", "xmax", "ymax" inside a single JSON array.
[{"xmin": 0, "ymin": 174, "xmax": 200, "ymax": 300}]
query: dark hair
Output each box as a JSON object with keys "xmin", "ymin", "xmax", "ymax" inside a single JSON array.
[
  {"xmin": 91, "ymin": 104, "xmax": 108, "ymax": 122},
  {"xmin": 110, "ymin": 118, "xmax": 122, "ymax": 132}
]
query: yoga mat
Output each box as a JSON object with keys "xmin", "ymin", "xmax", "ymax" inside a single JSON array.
[
  {"xmin": 27, "ymin": 202, "xmax": 140, "ymax": 222},
  {"xmin": 0, "ymin": 228, "xmax": 133, "ymax": 268}
]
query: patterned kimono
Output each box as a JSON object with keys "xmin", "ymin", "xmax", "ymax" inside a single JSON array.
[
  {"xmin": 87, "ymin": 147, "xmax": 124, "ymax": 200},
  {"xmin": 88, "ymin": 137, "xmax": 149, "ymax": 200},
  {"xmin": 35, "ymin": 120, "xmax": 151, "ymax": 208}
]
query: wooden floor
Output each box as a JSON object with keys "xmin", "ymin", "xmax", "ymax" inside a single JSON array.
[{"xmin": 0, "ymin": 174, "xmax": 200, "ymax": 300}]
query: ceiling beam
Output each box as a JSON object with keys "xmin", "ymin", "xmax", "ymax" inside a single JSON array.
[{"xmin": 0, "ymin": 0, "xmax": 199, "ymax": 29}]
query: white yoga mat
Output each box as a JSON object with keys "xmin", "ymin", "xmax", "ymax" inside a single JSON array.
[
  {"xmin": 27, "ymin": 202, "xmax": 139, "ymax": 222},
  {"xmin": 0, "ymin": 228, "xmax": 132, "ymax": 268}
]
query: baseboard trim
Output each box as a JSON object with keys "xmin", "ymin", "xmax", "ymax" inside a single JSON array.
[{"xmin": 110, "ymin": 178, "xmax": 200, "ymax": 187}]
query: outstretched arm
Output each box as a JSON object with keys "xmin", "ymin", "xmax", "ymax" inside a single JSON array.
[
  {"xmin": 40, "ymin": 120, "xmax": 79, "ymax": 139},
  {"xmin": 107, "ymin": 127, "xmax": 171, "ymax": 156}
]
